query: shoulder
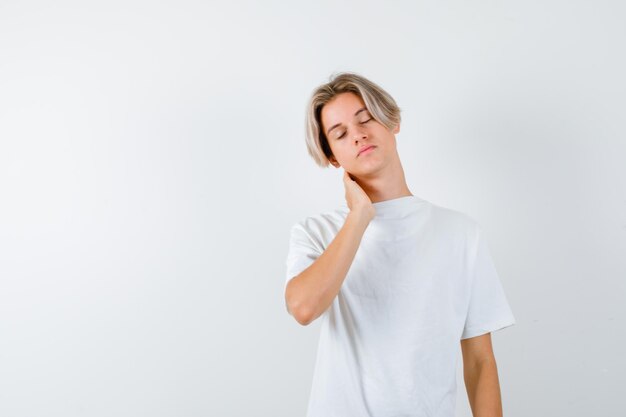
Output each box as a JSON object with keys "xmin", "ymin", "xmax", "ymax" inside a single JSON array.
[
  {"xmin": 290, "ymin": 205, "xmax": 349, "ymax": 237},
  {"xmin": 426, "ymin": 201, "xmax": 481, "ymax": 239}
]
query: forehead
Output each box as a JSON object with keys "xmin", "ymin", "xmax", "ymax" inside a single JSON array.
[{"xmin": 320, "ymin": 92, "xmax": 367, "ymax": 127}]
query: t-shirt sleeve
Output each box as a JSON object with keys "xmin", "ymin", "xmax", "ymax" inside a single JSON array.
[
  {"xmin": 284, "ymin": 222, "xmax": 323, "ymax": 292},
  {"xmin": 461, "ymin": 227, "xmax": 516, "ymax": 340}
]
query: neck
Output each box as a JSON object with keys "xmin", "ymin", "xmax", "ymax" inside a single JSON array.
[{"xmin": 352, "ymin": 158, "xmax": 413, "ymax": 203}]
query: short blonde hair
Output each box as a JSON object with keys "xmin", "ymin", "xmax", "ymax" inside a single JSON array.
[{"xmin": 304, "ymin": 72, "xmax": 401, "ymax": 167}]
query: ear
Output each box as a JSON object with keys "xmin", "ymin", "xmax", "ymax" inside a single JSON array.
[
  {"xmin": 328, "ymin": 155, "xmax": 340, "ymax": 168},
  {"xmin": 392, "ymin": 122, "xmax": 400, "ymax": 134}
]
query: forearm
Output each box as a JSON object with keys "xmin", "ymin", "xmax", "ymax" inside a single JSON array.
[
  {"xmin": 463, "ymin": 358, "xmax": 503, "ymax": 417},
  {"xmin": 286, "ymin": 211, "xmax": 370, "ymax": 325}
]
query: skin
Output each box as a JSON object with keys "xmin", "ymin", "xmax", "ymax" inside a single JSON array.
[
  {"xmin": 461, "ymin": 333, "xmax": 505, "ymax": 417},
  {"xmin": 320, "ymin": 91, "xmax": 412, "ymax": 205},
  {"xmin": 320, "ymin": 92, "xmax": 506, "ymax": 416}
]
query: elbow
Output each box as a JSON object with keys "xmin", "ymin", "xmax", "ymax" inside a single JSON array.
[
  {"xmin": 292, "ymin": 306, "xmax": 314, "ymax": 326},
  {"xmin": 286, "ymin": 296, "xmax": 315, "ymax": 326},
  {"xmin": 285, "ymin": 281, "xmax": 315, "ymax": 326}
]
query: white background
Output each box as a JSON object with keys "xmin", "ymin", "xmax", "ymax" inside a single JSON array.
[{"xmin": 1, "ymin": 1, "xmax": 624, "ymax": 416}]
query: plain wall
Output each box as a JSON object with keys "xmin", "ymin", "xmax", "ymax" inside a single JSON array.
[{"xmin": 1, "ymin": 0, "xmax": 624, "ymax": 416}]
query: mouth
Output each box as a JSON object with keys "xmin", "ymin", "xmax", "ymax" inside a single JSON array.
[{"xmin": 358, "ymin": 145, "xmax": 376, "ymax": 157}]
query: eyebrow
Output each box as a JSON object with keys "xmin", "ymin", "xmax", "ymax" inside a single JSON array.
[{"xmin": 326, "ymin": 108, "xmax": 369, "ymax": 136}]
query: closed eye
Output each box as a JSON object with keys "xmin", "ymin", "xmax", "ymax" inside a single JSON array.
[{"xmin": 336, "ymin": 118, "xmax": 372, "ymax": 139}]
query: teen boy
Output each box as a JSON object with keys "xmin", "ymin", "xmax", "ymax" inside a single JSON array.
[{"xmin": 284, "ymin": 72, "xmax": 515, "ymax": 417}]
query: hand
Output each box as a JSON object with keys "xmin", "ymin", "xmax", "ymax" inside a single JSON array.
[{"xmin": 343, "ymin": 170, "xmax": 375, "ymax": 222}]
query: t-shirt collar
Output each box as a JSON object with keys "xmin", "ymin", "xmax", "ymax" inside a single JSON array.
[{"xmin": 371, "ymin": 195, "xmax": 425, "ymax": 219}]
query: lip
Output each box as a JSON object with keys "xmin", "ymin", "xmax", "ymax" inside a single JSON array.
[{"xmin": 358, "ymin": 145, "xmax": 376, "ymax": 157}]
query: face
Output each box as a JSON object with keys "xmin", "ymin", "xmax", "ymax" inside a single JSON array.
[{"xmin": 320, "ymin": 92, "xmax": 400, "ymax": 177}]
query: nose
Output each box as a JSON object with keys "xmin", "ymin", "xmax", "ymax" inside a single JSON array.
[{"xmin": 352, "ymin": 124, "xmax": 367, "ymax": 142}]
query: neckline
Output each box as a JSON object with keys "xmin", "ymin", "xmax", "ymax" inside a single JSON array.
[
  {"xmin": 338, "ymin": 195, "xmax": 427, "ymax": 218},
  {"xmin": 373, "ymin": 194, "xmax": 423, "ymax": 217},
  {"xmin": 371, "ymin": 195, "xmax": 418, "ymax": 207}
]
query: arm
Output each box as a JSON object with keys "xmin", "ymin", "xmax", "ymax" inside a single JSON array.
[
  {"xmin": 285, "ymin": 209, "xmax": 371, "ymax": 326},
  {"xmin": 461, "ymin": 333, "xmax": 504, "ymax": 417}
]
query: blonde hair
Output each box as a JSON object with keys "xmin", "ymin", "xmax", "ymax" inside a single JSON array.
[{"xmin": 304, "ymin": 72, "xmax": 401, "ymax": 167}]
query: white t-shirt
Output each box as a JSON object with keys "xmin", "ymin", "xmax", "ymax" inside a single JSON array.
[{"xmin": 284, "ymin": 195, "xmax": 516, "ymax": 417}]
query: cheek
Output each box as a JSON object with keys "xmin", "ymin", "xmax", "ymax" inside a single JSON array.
[
  {"xmin": 334, "ymin": 141, "xmax": 353, "ymax": 156},
  {"xmin": 328, "ymin": 143, "xmax": 350, "ymax": 163},
  {"xmin": 329, "ymin": 139, "xmax": 343, "ymax": 152}
]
